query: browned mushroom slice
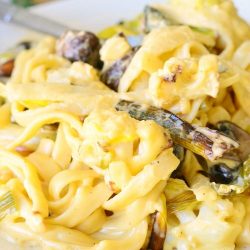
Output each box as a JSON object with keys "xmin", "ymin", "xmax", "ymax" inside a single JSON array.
[
  {"xmin": 208, "ymin": 156, "xmax": 250, "ymax": 195},
  {"xmin": 216, "ymin": 121, "xmax": 250, "ymax": 162},
  {"xmin": 141, "ymin": 214, "xmax": 154, "ymax": 250},
  {"xmin": 100, "ymin": 47, "xmax": 139, "ymax": 91},
  {"xmin": 203, "ymin": 122, "xmax": 250, "ymax": 195},
  {"xmin": 148, "ymin": 211, "xmax": 167, "ymax": 250},
  {"xmin": 57, "ymin": 30, "xmax": 102, "ymax": 68},
  {"xmin": 0, "ymin": 59, "xmax": 14, "ymax": 77}
]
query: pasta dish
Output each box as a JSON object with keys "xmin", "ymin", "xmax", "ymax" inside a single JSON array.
[{"xmin": 0, "ymin": 0, "xmax": 250, "ymax": 249}]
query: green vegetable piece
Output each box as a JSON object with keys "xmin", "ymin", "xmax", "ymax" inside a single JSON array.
[
  {"xmin": 143, "ymin": 5, "xmax": 174, "ymax": 33},
  {"xmin": 167, "ymin": 190, "xmax": 199, "ymax": 214},
  {"xmin": 189, "ymin": 26, "xmax": 215, "ymax": 36},
  {"xmin": 98, "ymin": 16, "xmax": 141, "ymax": 40},
  {"xmin": 115, "ymin": 100, "xmax": 238, "ymax": 161},
  {"xmin": 0, "ymin": 191, "xmax": 16, "ymax": 220}
]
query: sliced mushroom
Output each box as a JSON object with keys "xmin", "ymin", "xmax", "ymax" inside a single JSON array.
[
  {"xmin": 141, "ymin": 214, "xmax": 154, "ymax": 250},
  {"xmin": 209, "ymin": 163, "xmax": 235, "ymax": 184},
  {"xmin": 209, "ymin": 157, "xmax": 250, "ymax": 195},
  {"xmin": 18, "ymin": 41, "xmax": 32, "ymax": 50},
  {"xmin": 148, "ymin": 211, "xmax": 167, "ymax": 250},
  {"xmin": 57, "ymin": 30, "xmax": 102, "ymax": 68},
  {"xmin": 100, "ymin": 47, "xmax": 139, "ymax": 91},
  {"xmin": 0, "ymin": 59, "xmax": 14, "ymax": 77},
  {"xmin": 196, "ymin": 121, "xmax": 250, "ymax": 194},
  {"xmin": 216, "ymin": 121, "xmax": 250, "ymax": 162},
  {"xmin": 142, "ymin": 211, "xmax": 166, "ymax": 250}
]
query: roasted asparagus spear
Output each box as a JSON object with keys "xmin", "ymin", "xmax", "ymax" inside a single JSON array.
[
  {"xmin": 115, "ymin": 100, "xmax": 238, "ymax": 162},
  {"xmin": 115, "ymin": 100, "xmax": 250, "ymax": 195}
]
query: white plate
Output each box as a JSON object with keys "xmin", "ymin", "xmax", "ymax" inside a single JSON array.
[{"xmin": 0, "ymin": 0, "xmax": 250, "ymax": 52}]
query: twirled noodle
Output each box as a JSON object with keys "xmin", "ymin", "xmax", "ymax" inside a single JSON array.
[
  {"xmin": 112, "ymin": 25, "xmax": 244, "ymax": 122},
  {"xmin": 154, "ymin": 0, "xmax": 250, "ymax": 58},
  {"xmin": 166, "ymin": 197, "xmax": 243, "ymax": 250},
  {"xmin": 0, "ymin": 37, "xmax": 180, "ymax": 247},
  {"xmin": 233, "ymin": 40, "xmax": 250, "ymax": 70},
  {"xmin": 100, "ymin": 35, "xmax": 131, "ymax": 70}
]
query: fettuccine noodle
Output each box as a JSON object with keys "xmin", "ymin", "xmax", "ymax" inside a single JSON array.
[{"xmin": 0, "ymin": 0, "xmax": 250, "ymax": 249}]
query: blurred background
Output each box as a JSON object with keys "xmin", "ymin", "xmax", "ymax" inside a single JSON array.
[
  {"xmin": 0, "ymin": 0, "xmax": 249, "ymax": 51},
  {"xmin": 4, "ymin": 0, "xmax": 51, "ymax": 7},
  {"xmin": 3, "ymin": 0, "xmax": 250, "ymax": 11}
]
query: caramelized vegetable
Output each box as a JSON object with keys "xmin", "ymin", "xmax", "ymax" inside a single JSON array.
[
  {"xmin": 203, "ymin": 122, "xmax": 250, "ymax": 195},
  {"xmin": 143, "ymin": 195, "xmax": 167, "ymax": 250},
  {"xmin": 216, "ymin": 121, "xmax": 250, "ymax": 162},
  {"xmin": 209, "ymin": 163, "xmax": 235, "ymax": 184},
  {"xmin": 100, "ymin": 47, "xmax": 139, "ymax": 91},
  {"xmin": 0, "ymin": 59, "xmax": 14, "ymax": 77},
  {"xmin": 194, "ymin": 122, "xmax": 250, "ymax": 195},
  {"xmin": 148, "ymin": 211, "xmax": 167, "ymax": 250},
  {"xmin": 115, "ymin": 100, "xmax": 238, "ymax": 161},
  {"xmin": 210, "ymin": 156, "xmax": 250, "ymax": 195},
  {"xmin": 57, "ymin": 30, "xmax": 101, "ymax": 68}
]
